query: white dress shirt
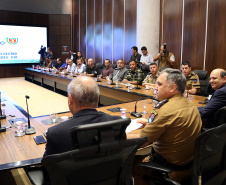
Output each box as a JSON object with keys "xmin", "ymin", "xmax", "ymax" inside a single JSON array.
[
  {"xmin": 140, "ymin": 53, "xmax": 153, "ymax": 65},
  {"xmin": 66, "ymin": 63, "xmax": 76, "ymax": 72}
]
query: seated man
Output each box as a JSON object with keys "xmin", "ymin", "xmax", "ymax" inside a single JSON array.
[
  {"xmin": 74, "ymin": 58, "xmax": 86, "ymax": 75},
  {"xmin": 123, "ymin": 61, "xmax": 144, "ymax": 85},
  {"xmin": 66, "ymin": 59, "xmax": 76, "ymax": 73},
  {"xmin": 44, "ymin": 76, "xmax": 122, "ymax": 156},
  {"xmin": 140, "ymin": 46, "xmax": 153, "ymax": 65},
  {"xmin": 130, "ymin": 46, "xmax": 141, "ymax": 63},
  {"xmin": 142, "ymin": 62, "xmax": 160, "ymax": 87},
  {"xmin": 181, "ymin": 61, "xmax": 200, "ymax": 95},
  {"xmin": 100, "ymin": 59, "xmax": 114, "ymax": 79},
  {"xmin": 107, "ymin": 59, "xmax": 128, "ymax": 82},
  {"xmin": 153, "ymin": 44, "xmax": 175, "ymax": 68},
  {"xmin": 127, "ymin": 69, "xmax": 202, "ymax": 183},
  {"xmin": 198, "ymin": 69, "xmax": 226, "ymax": 128},
  {"xmin": 59, "ymin": 58, "xmax": 69, "ymax": 71},
  {"xmin": 85, "ymin": 58, "xmax": 98, "ymax": 77},
  {"xmin": 47, "ymin": 56, "xmax": 55, "ymax": 68},
  {"xmin": 53, "ymin": 58, "xmax": 63, "ymax": 70}
]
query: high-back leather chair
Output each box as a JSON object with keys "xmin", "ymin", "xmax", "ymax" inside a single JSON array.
[
  {"xmin": 139, "ymin": 123, "xmax": 226, "ymax": 185},
  {"xmin": 214, "ymin": 106, "xmax": 226, "ymax": 127}
]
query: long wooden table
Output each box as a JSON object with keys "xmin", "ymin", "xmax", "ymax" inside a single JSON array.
[{"xmin": 0, "ymin": 70, "xmax": 206, "ymax": 171}]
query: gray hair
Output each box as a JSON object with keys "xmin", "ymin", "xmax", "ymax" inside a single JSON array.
[
  {"xmin": 160, "ymin": 68, "xmax": 186, "ymax": 93},
  {"xmin": 220, "ymin": 70, "xmax": 226, "ymax": 78},
  {"xmin": 67, "ymin": 76, "xmax": 100, "ymax": 108}
]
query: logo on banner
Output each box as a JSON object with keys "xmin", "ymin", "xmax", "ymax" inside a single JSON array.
[
  {"xmin": 6, "ymin": 37, "xmax": 18, "ymax": 45},
  {"xmin": 0, "ymin": 41, "xmax": 5, "ymax": 45}
]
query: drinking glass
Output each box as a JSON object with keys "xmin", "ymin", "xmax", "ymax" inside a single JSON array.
[
  {"xmin": 120, "ymin": 108, "xmax": 127, "ymax": 118},
  {"xmin": 15, "ymin": 120, "xmax": 25, "ymax": 137},
  {"xmin": 141, "ymin": 100, "xmax": 148, "ymax": 114},
  {"xmin": 50, "ymin": 113, "xmax": 58, "ymax": 123}
]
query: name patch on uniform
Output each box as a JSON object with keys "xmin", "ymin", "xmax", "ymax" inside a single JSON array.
[{"xmin": 148, "ymin": 110, "xmax": 157, "ymax": 123}]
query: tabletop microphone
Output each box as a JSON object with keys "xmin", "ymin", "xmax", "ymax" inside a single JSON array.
[
  {"xmin": 131, "ymin": 100, "xmax": 142, "ymax": 118},
  {"xmin": 25, "ymin": 95, "xmax": 36, "ymax": 135}
]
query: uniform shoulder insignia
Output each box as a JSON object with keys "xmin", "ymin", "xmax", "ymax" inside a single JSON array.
[
  {"xmin": 148, "ymin": 110, "xmax": 158, "ymax": 123},
  {"xmin": 154, "ymin": 99, "xmax": 169, "ymax": 109}
]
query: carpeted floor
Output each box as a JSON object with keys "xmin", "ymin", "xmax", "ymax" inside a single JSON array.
[{"xmin": 0, "ymin": 77, "xmax": 69, "ymax": 117}]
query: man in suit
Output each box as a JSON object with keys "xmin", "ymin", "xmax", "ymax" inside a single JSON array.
[
  {"xmin": 198, "ymin": 68, "xmax": 226, "ymax": 128},
  {"xmin": 44, "ymin": 76, "xmax": 122, "ymax": 156}
]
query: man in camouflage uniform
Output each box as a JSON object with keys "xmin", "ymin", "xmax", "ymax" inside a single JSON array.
[
  {"xmin": 181, "ymin": 61, "xmax": 200, "ymax": 95},
  {"xmin": 142, "ymin": 62, "xmax": 160, "ymax": 87},
  {"xmin": 123, "ymin": 61, "xmax": 144, "ymax": 85}
]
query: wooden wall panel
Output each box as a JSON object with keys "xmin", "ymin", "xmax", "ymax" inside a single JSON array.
[
  {"xmin": 113, "ymin": 0, "xmax": 124, "ymax": 63},
  {"xmin": 72, "ymin": 0, "xmax": 79, "ymax": 51},
  {"xmin": 124, "ymin": 0, "xmax": 137, "ymax": 64},
  {"xmin": 0, "ymin": 66, "xmax": 5, "ymax": 78},
  {"xmin": 182, "ymin": 0, "xmax": 207, "ymax": 70},
  {"xmin": 103, "ymin": 0, "xmax": 113, "ymax": 62},
  {"xmin": 162, "ymin": 0, "xmax": 182, "ymax": 69},
  {"xmin": 80, "ymin": 0, "xmax": 87, "ymax": 58},
  {"xmin": 205, "ymin": 0, "xmax": 226, "ymax": 73},
  {"xmin": 94, "ymin": 0, "xmax": 103, "ymax": 63},
  {"xmin": 26, "ymin": 13, "xmax": 38, "ymax": 25},
  {"xmin": 86, "ymin": 0, "xmax": 95, "ymax": 60}
]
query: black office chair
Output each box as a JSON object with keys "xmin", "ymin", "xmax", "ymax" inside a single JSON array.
[
  {"xmin": 214, "ymin": 106, "xmax": 226, "ymax": 127},
  {"xmin": 110, "ymin": 64, "xmax": 117, "ymax": 69},
  {"xmin": 139, "ymin": 123, "xmax": 226, "ymax": 185},
  {"xmin": 95, "ymin": 63, "xmax": 104, "ymax": 75},
  {"xmin": 28, "ymin": 118, "xmax": 147, "ymax": 185},
  {"xmin": 193, "ymin": 70, "xmax": 210, "ymax": 96},
  {"xmin": 141, "ymin": 65, "xmax": 150, "ymax": 77}
]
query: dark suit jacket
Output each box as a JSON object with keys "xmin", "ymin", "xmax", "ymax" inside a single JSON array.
[
  {"xmin": 44, "ymin": 109, "xmax": 122, "ymax": 156},
  {"xmin": 198, "ymin": 84, "xmax": 226, "ymax": 128}
]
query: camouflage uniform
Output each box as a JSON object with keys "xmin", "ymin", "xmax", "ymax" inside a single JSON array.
[
  {"xmin": 185, "ymin": 71, "xmax": 200, "ymax": 92},
  {"xmin": 143, "ymin": 71, "xmax": 160, "ymax": 84},
  {"xmin": 124, "ymin": 67, "xmax": 144, "ymax": 85}
]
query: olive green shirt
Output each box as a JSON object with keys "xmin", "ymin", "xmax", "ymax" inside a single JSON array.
[{"xmin": 124, "ymin": 67, "xmax": 144, "ymax": 85}]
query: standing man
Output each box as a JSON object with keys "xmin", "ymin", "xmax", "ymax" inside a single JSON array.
[
  {"xmin": 44, "ymin": 76, "xmax": 122, "ymax": 156},
  {"xmin": 142, "ymin": 62, "xmax": 160, "ymax": 87},
  {"xmin": 74, "ymin": 58, "xmax": 86, "ymax": 75},
  {"xmin": 70, "ymin": 49, "xmax": 78, "ymax": 64},
  {"xmin": 130, "ymin": 46, "xmax": 142, "ymax": 64},
  {"xmin": 86, "ymin": 58, "xmax": 98, "ymax": 77},
  {"xmin": 127, "ymin": 69, "xmax": 202, "ymax": 183},
  {"xmin": 123, "ymin": 61, "xmax": 144, "ymax": 85},
  {"xmin": 181, "ymin": 61, "xmax": 200, "ymax": 95},
  {"xmin": 153, "ymin": 44, "xmax": 175, "ymax": 68},
  {"xmin": 140, "ymin": 46, "xmax": 153, "ymax": 65},
  {"xmin": 198, "ymin": 69, "xmax": 226, "ymax": 128},
  {"xmin": 66, "ymin": 59, "xmax": 76, "ymax": 73},
  {"xmin": 100, "ymin": 59, "xmax": 114, "ymax": 79},
  {"xmin": 107, "ymin": 59, "xmax": 128, "ymax": 82}
]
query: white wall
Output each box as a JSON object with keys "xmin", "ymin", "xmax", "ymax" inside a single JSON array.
[
  {"xmin": 0, "ymin": 0, "xmax": 72, "ymax": 14},
  {"xmin": 137, "ymin": 0, "xmax": 160, "ymax": 58}
]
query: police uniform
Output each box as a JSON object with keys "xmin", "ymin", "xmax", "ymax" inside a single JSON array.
[
  {"xmin": 124, "ymin": 67, "xmax": 144, "ymax": 85},
  {"xmin": 141, "ymin": 94, "xmax": 202, "ymax": 182},
  {"xmin": 185, "ymin": 71, "xmax": 200, "ymax": 92},
  {"xmin": 143, "ymin": 71, "xmax": 160, "ymax": 84}
]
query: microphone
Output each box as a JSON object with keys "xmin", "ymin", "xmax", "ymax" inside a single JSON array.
[
  {"xmin": 25, "ymin": 95, "xmax": 36, "ymax": 135},
  {"xmin": 111, "ymin": 78, "xmax": 116, "ymax": 85},
  {"xmin": 131, "ymin": 100, "xmax": 142, "ymax": 118}
]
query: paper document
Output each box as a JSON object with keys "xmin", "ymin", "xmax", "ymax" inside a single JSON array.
[{"xmin": 126, "ymin": 119, "xmax": 143, "ymax": 133}]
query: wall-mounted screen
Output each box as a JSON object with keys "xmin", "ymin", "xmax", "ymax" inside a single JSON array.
[{"xmin": 0, "ymin": 24, "xmax": 48, "ymax": 65}]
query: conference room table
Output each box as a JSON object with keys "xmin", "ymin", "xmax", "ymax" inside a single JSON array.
[{"xmin": 0, "ymin": 69, "xmax": 206, "ymax": 171}]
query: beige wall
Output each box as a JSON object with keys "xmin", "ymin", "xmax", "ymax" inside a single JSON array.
[{"xmin": 137, "ymin": 0, "xmax": 160, "ymax": 58}]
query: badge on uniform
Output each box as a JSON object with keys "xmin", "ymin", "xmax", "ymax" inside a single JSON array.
[{"xmin": 148, "ymin": 110, "xmax": 157, "ymax": 123}]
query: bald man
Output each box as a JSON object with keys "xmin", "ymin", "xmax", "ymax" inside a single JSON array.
[
  {"xmin": 198, "ymin": 68, "xmax": 226, "ymax": 128},
  {"xmin": 44, "ymin": 76, "xmax": 121, "ymax": 156}
]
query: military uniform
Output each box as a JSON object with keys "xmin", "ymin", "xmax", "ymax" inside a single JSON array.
[
  {"xmin": 157, "ymin": 52, "xmax": 174, "ymax": 68},
  {"xmin": 143, "ymin": 71, "xmax": 160, "ymax": 84},
  {"xmin": 185, "ymin": 71, "xmax": 200, "ymax": 92},
  {"xmin": 124, "ymin": 67, "xmax": 144, "ymax": 85},
  {"xmin": 141, "ymin": 94, "xmax": 202, "ymax": 182}
]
